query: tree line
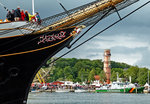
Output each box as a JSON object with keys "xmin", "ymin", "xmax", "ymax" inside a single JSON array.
[{"xmin": 43, "ymin": 58, "xmax": 150, "ymax": 86}]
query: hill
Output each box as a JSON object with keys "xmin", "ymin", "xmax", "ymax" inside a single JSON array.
[{"xmin": 44, "ymin": 58, "xmax": 149, "ymax": 86}]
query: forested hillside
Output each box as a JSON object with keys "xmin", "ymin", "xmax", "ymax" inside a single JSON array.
[{"xmin": 45, "ymin": 58, "xmax": 150, "ymax": 86}]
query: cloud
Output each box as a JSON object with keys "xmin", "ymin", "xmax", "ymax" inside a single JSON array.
[
  {"xmin": 87, "ymin": 34, "xmax": 149, "ymax": 49},
  {"xmin": 135, "ymin": 47, "xmax": 150, "ymax": 68},
  {"xmin": 112, "ymin": 53, "xmax": 142, "ymax": 65},
  {"xmin": 59, "ymin": 31, "xmax": 150, "ymax": 68}
]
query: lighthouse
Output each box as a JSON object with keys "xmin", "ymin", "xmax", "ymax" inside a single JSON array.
[{"xmin": 103, "ymin": 49, "xmax": 111, "ymax": 84}]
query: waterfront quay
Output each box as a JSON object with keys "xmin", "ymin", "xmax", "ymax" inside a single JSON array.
[{"xmin": 30, "ymin": 80, "xmax": 146, "ymax": 93}]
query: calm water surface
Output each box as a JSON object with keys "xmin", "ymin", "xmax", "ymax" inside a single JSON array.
[{"xmin": 27, "ymin": 92, "xmax": 150, "ymax": 104}]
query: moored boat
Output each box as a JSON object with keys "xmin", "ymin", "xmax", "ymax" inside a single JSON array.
[
  {"xmin": 55, "ymin": 88, "xmax": 70, "ymax": 93},
  {"xmin": 143, "ymin": 71, "xmax": 150, "ymax": 93},
  {"xmin": 95, "ymin": 81, "xmax": 144, "ymax": 93},
  {"xmin": 74, "ymin": 88, "xmax": 88, "ymax": 93},
  {"xmin": 129, "ymin": 87, "xmax": 145, "ymax": 93},
  {"xmin": 96, "ymin": 82, "xmax": 131, "ymax": 93}
]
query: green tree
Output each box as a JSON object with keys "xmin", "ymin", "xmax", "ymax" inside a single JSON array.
[
  {"xmin": 92, "ymin": 59, "xmax": 103, "ymax": 70},
  {"xmin": 88, "ymin": 69, "xmax": 95, "ymax": 82},
  {"xmin": 111, "ymin": 71, "xmax": 117, "ymax": 82},
  {"xmin": 124, "ymin": 66, "xmax": 139, "ymax": 83},
  {"xmin": 111, "ymin": 61, "xmax": 131, "ymax": 69},
  {"xmin": 64, "ymin": 66, "xmax": 72, "ymax": 78},
  {"xmin": 111, "ymin": 68, "xmax": 124, "ymax": 78},
  {"xmin": 66, "ymin": 75, "xmax": 74, "ymax": 81},
  {"xmin": 99, "ymin": 70, "xmax": 106, "ymax": 82},
  {"xmin": 137, "ymin": 68, "xmax": 148, "ymax": 85},
  {"xmin": 45, "ymin": 57, "xmax": 150, "ymax": 85}
]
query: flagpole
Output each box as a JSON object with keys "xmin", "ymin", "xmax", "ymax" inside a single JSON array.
[
  {"xmin": 148, "ymin": 70, "xmax": 149, "ymax": 91},
  {"xmin": 32, "ymin": 0, "xmax": 35, "ymax": 15}
]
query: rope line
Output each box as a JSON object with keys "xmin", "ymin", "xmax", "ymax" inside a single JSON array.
[
  {"xmin": 0, "ymin": 0, "xmax": 138, "ymax": 35},
  {"xmin": 49, "ymin": 1, "xmax": 150, "ymax": 64},
  {"xmin": 68, "ymin": 7, "xmax": 113, "ymax": 48}
]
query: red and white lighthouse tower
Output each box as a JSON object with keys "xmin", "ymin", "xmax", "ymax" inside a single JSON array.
[{"xmin": 103, "ymin": 49, "xmax": 111, "ymax": 84}]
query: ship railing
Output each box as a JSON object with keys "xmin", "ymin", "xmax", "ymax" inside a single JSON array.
[
  {"xmin": 0, "ymin": 0, "xmax": 138, "ymax": 35},
  {"xmin": 0, "ymin": 19, "xmax": 2, "ymax": 23}
]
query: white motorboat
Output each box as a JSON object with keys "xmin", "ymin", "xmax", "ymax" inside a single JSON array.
[
  {"xmin": 55, "ymin": 88, "xmax": 70, "ymax": 93},
  {"xmin": 74, "ymin": 89, "xmax": 88, "ymax": 93}
]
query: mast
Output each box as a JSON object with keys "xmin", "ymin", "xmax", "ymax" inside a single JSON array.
[
  {"xmin": 148, "ymin": 71, "xmax": 149, "ymax": 85},
  {"xmin": 129, "ymin": 76, "xmax": 132, "ymax": 83},
  {"xmin": 117, "ymin": 72, "xmax": 119, "ymax": 82},
  {"xmin": 148, "ymin": 70, "xmax": 149, "ymax": 91},
  {"xmin": 32, "ymin": 0, "xmax": 35, "ymax": 15}
]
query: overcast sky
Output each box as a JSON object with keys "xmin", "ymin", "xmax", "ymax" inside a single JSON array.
[{"xmin": 0, "ymin": 0, "xmax": 150, "ymax": 68}]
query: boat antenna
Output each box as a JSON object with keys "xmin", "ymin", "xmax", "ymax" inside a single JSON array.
[
  {"xmin": 148, "ymin": 70, "xmax": 149, "ymax": 85},
  {"xmin": 0, "ymin": 2, "xmax": 9, "ymax": 11},
  {"xmin": 148, "ymin": 70, "xmax": 150, "ymax": 91},
  {"xmin": 32, "ymin": 0, "xmax": 35, "ymax": 15},
  {"xmin": 56, "ymin": 0, "xmax": 69, "ymax": 15}
]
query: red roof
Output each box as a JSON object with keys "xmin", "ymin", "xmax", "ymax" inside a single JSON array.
[
  {"xmin": 94, "ymin": 75, "xmax": 100, "ymax": 80},
  {"xmin": 51, "ymin": 81, "xmax": 64, "ymax": 85}
]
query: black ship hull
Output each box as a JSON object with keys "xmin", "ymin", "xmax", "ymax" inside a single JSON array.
[{"xmin": 0, "ymin": 27, "xmax": 76, "ymax": 104}]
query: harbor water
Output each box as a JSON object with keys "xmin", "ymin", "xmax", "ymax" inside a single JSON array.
[{"xmin": 27, "ymin": 92, "xmax": 150, "ymax": 104}]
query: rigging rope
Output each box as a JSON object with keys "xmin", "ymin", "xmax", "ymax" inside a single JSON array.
[
  {"xmin": 49, "ymin": 1, "xmax": 150, "ymax": 64},
  {"xmin": 0, "ymin": 0, "xmax": 138, "ymax": 52},
  {"xmin": 0, "ymin": 0, "xmax": 138, "ymax": 35},
  {"xmin": 68, "ymin": 7, "xmax": 113, "ymax": 48},
  {"xmin": 0, "ymin": 2, "xmax": 9, "ymax": 11},
  {"xmin": 0, "ymin": 6, "xmax": 113, "ymax": 54},
  {"xmin": 0, "ymin": 1, "xmax": 149, "ymax": 57},
  {"xmin": 56, "ymin": 0, "xmax": 69, "ymax": 16}
]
